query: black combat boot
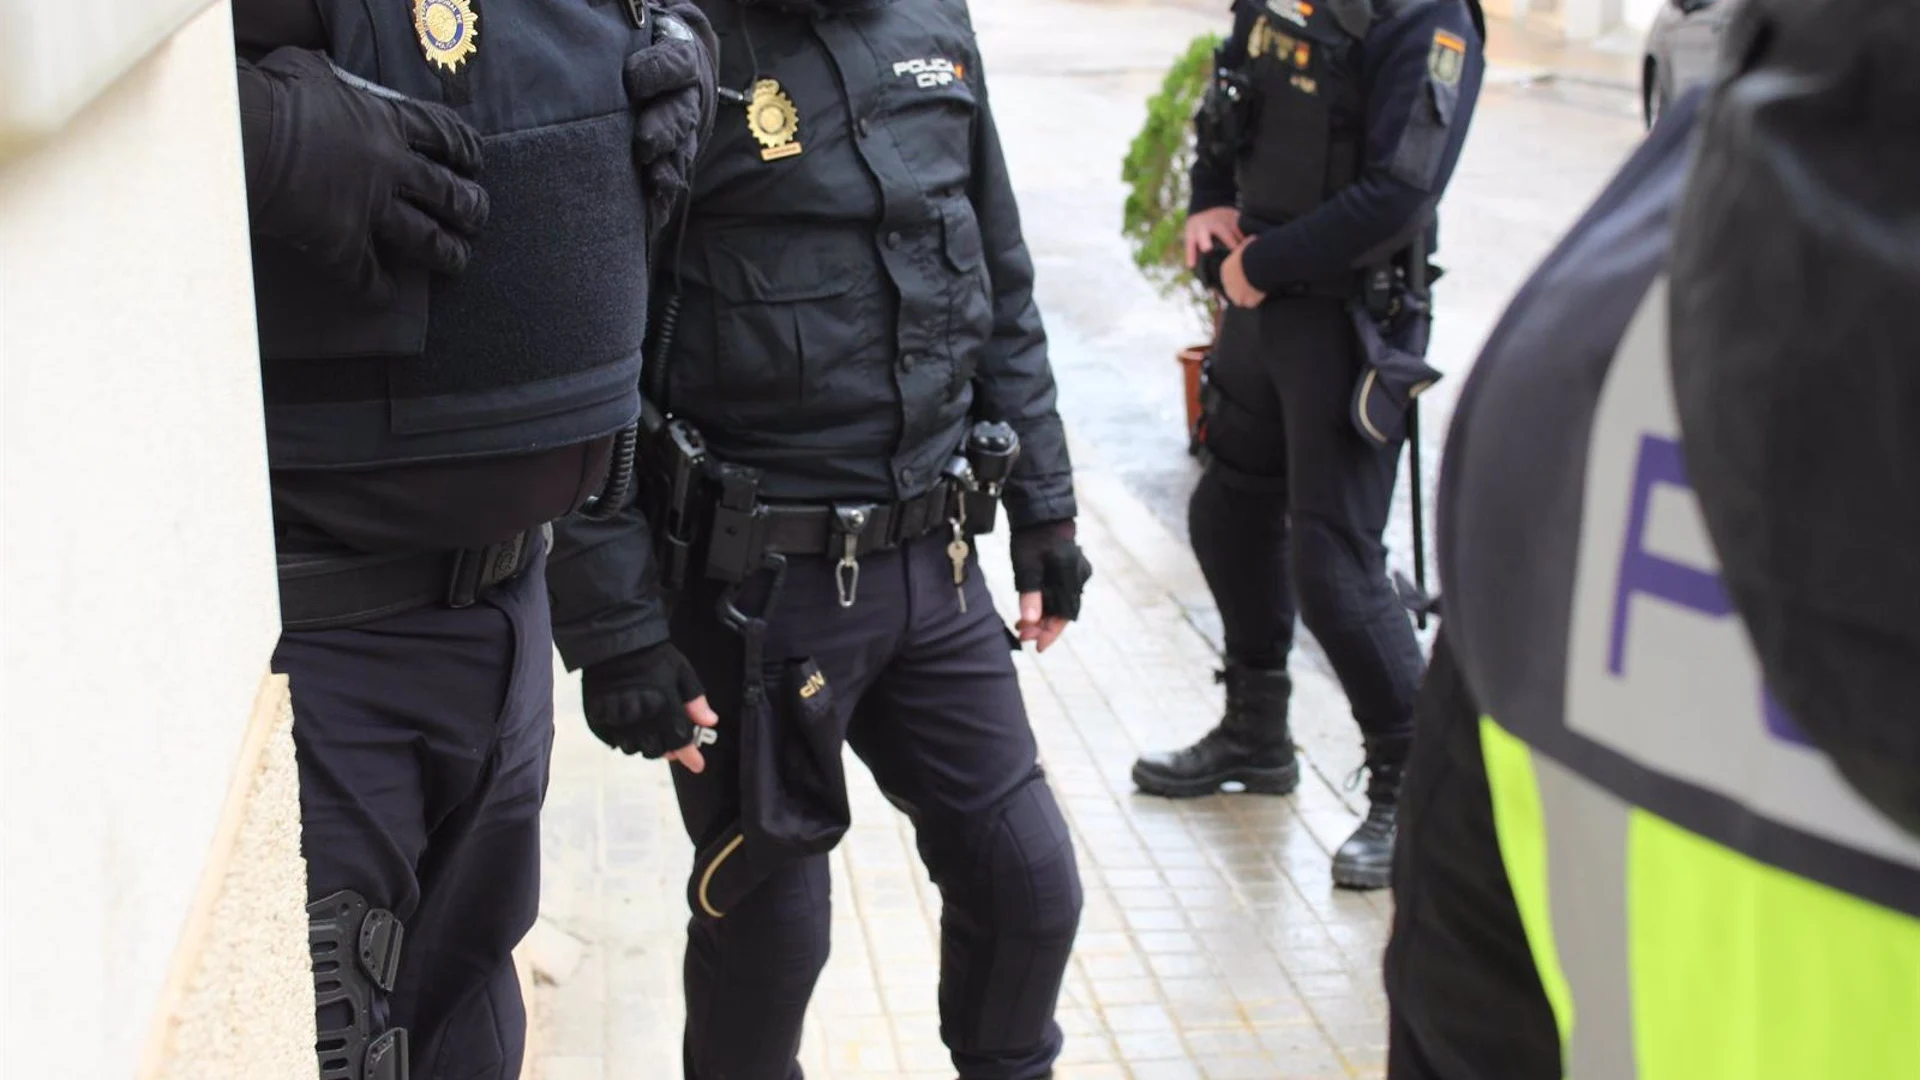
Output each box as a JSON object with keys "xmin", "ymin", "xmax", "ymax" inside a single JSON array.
[
  {"xmin": 1132, "ymin": 665, "xmax": 1299, "ymax": 798},
  {"xmin": 1331, "ymin": 736, "xmax": 1410, "ymax": 890}
]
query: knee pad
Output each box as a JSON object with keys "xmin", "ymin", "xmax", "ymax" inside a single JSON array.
[
  {"xmin": 979, "ymin": 777, "xmax": 1083, "ymax": 938},
  {"xmin": 1291, "ymin": 515, "xmax": 1385, "ymax": 630},
  {"xmin": 309, "ymin": 890, "xmax": 409, "ymax": 1080},
  {"xmin": 931, "ymin": 776, "xmax": 1083, "ymax": 1057},
  {"xmin": 1190, "ymin": 469, "xmax": 1288, "ymax": 553},
  {"xmin": 1198, "ymin": 385, "xmax": 1289, "ymax": 485}
]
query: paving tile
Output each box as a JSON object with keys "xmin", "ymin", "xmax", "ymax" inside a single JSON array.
[
  {"xmin": 1182, "ymin": 1027, "xmax": 1268, "ymax": 1059},
  {"xmin": 1167, "ymin": 995, "xmax": 1247, "ymax": 1032},
  {"xmin": 1199, "ymin": 1054, "xmax": 1283, "ymax": 1080},
  {"xmin": 1088, "ymin": 976, "xmax": 1165, "ymax": 1007},
  {"xmin": 1130, "ymin": 1061, "xmax": 1207, "ymax": 1080},
  {"xmin": 1097, "ymin": 1002, "xmax": 1178, "ymax": 1034},
  {"xmin": 1112, "ymin": 1028, "xmax": 1194, "ymax": 1062},
  {"xmin": 537, "ymin": 1057, "xmax": 605, "ymax": 1080}
]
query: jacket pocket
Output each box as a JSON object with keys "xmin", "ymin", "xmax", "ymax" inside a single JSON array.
[{"xmin": 684, "ymin": 229, "xmax": 882, "ymax": 407}]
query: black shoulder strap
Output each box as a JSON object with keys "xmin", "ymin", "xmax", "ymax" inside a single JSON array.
[
  {"xmin": 1355, "ymin": 0, "xmax": 1488, "ymax": 43},
  {"xmin": 1324, "ymin": 0, "xmax": 1376, "ymax": 38}
]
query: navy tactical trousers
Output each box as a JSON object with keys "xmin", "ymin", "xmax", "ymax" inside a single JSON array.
[
  {"xmin": 1192, "ymin": 295, "xmax": 1426, "ymax": 742},
  {"xmin": 273, "ymin": 546, "xmax": 554, "ymax": 1080},
  {"xmin": 669, "ymin": 531, "xmax": 1084, "ymax": 1080},
  {"xmin": 1384, "ymin": 631, "xmax": 1560, "ymax": 1079}
]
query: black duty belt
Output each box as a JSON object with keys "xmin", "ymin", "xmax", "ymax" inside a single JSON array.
[
  {"xmin": 757, "ymin": 484, "xmax": 957, "ymax": 560},
  {"xmin": 277, "ymin": 525, "xmax": 548, "ymax": 632}
]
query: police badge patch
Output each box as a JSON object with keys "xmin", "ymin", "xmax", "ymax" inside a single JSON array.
[
  {"xmin": 1429, "ymin": 29, "xmax": 1466, "ymax": 87},
  {"xmin": 415, "ymin": 0, "xmax": 479, "ymax": 73},
  {"xmin": 748, "ymin": 79, "xmax": 803, "ymax": 162},
  {"xmin": 1249, "ymin": 17, "xmax": 1275, "ymax": 58}
]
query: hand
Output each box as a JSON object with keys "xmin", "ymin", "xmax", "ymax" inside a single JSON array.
[
  {"xmin": 1184, "ymin": 206, "xmax": 1246, "ymax": 269},
  {"xmin": 626, "ymin": 7, "xmax": 719, "ymax": 238},
  {"xmin": 581, "ymin": 642, "xmax": 720, "ymax": 772},
  {"xmin": 243, "ymin": 48, "xmax": 489, "ymax": 305},
  {"xmin": 1010, "ymin": 521, "xmax": 1095, "ymax": 653},
  {"xmin": 1221, "ymin": 238, "xmax": 1268, "ymax": 309}
]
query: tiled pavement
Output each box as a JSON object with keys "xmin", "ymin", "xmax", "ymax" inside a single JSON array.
[{"xmin": 527, "ymin": 450, "xmax": 1395, "ymax": 1080}]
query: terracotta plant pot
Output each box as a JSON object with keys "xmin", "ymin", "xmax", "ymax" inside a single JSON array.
[{"xmin": 1178, "ymin": 343, "xmax": 1209, "ymax": 455}]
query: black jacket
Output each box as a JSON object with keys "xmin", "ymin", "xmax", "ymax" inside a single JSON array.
[{"xmin": 550, "ymin": 0, "xmax": 1075, "ymax": 669}]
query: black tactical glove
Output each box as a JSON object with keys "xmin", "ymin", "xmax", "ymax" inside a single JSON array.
[
  {"xmin": 1011, "ymin": 520, "xmax": 1095, "ymax": 621},
  {"xmin": 625, "ymin": 5, "xmax": 718, "ymax": 238},
  {"xmin": 238, "ymin": 48, "xmax": 489, "ymax": 305},
  {"xmin": 581, "ymin": 642, "xmax": 708, "ymax": 757}
]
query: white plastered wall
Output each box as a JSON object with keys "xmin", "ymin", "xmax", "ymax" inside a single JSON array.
[
  {"xmin": 1498, "ymin": 0, "xmax": 1663, "ymax": 39},
  {"xmin": 0, "ymin": 2, "xmax": 311, "ymax": 1076}
]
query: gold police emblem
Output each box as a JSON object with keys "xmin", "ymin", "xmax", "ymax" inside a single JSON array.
[
  {"xmin": 1429, "ymin": 30, "xmax": 1467, "ymax": 88},
  {"xmin": 415, "ymin": 0, "xmax": 478, "ymax": 73},
  {"xmin": 1249, "ymin": 18, "xmax": 1275, "ymax": 58},
  {"xmin": 748, "ymin": 79, "xmax": 803, "ymax": 162}
]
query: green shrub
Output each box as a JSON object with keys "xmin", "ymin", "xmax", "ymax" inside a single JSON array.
[{"xmin": 1121, "ymin": 32, "xmax": 1223, "ymax": 338}]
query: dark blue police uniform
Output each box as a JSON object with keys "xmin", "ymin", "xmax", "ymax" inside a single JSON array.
[
  {"xmin": 232, "ymin": 0, "xmax": 714, "ymax": 1075},
  {"xmin": 546, "ymin": 1, "xmax": 1092, "ymax": 1076},
  {"xmin": 1132, "ymin": 0, "xmax": 1484, "ymax": 891}
]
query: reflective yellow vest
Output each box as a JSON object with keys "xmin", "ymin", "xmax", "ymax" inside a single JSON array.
[{"xmin": 1437, "ymin": 96, "xmax": 1920, "ymax": 1079}]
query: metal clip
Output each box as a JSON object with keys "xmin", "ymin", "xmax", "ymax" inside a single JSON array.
[
  {"xmin": 832, "ymin": 506, "xmax": 871, "ymax": 608},
  {"xmin": 625, "ymin": 0, "xmax": 650, "ymax": 32},
  {"xmin": 836, "ymin": 532, "xmax": 861, "ymax": 608}
]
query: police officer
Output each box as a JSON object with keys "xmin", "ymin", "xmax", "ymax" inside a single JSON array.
[
  {"xmin": 544, "ymin": 1, "xmax": 1093, "ymax": 1076},
  {"xmin": 233, "ymin": 1, "xmax": 715, "ymax": 1075},
  {"xmin": 1130, "ymin": 0, "xmax": 1485, "ymax": 891},
  {"xmin": 1385, "ymin": 1, "xmax": 1920, "ymax": 1075}
]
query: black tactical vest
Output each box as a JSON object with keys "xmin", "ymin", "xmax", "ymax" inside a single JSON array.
[
  {"xmin": 1234, "ymin": 0, "xmax": 1368, "ymax": 223},
  {"xmin": 254, "ymin": 0, "xmax": 650, "ymax": 470},
  {"xmin": 649, "ymin": 0, "xmax": 1009, "ymax": 505}
]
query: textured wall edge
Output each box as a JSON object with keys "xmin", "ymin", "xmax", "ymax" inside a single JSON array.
[
  {"xmin": 138, "ymin": 670, "xmax": 314, "ymax": 1080},
  {"xmin": 0, "ymin": 0, "xmax": 221, "ymax": 162}
]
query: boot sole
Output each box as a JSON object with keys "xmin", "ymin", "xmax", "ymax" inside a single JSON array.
[
  {"xmin": 1131, "ymin": 759, "xmax": 1300, "ymax": 799},
  {"xmin": 1331, "ymin": 859, "xmax": 1392, "ymax": 891}
]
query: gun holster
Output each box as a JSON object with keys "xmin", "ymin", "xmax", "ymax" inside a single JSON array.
[
  {"xmin": 1349, "ymin": 255, "xmax": 1442, "ymax": 447},
  {"xmin": 637, "ymin": 397, "xmax": 712, "ymax": 592}
]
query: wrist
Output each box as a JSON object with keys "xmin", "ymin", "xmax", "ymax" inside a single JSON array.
[
  {"xmin": 586, "ymin": 641, "xmax": 674, "ymax": 691},
  {"xmin": 1237, "ymin": 234, "xmax": 1273, "ymax": 292}
]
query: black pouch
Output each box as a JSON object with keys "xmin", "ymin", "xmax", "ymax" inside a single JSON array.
[
  {"xmin": 1349, "ymin": 300, "xmax": 1442, "ymax": 448},
  {"xmin": 688, "ymin": 657, "xmax": 850, "ymax": 920}
]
